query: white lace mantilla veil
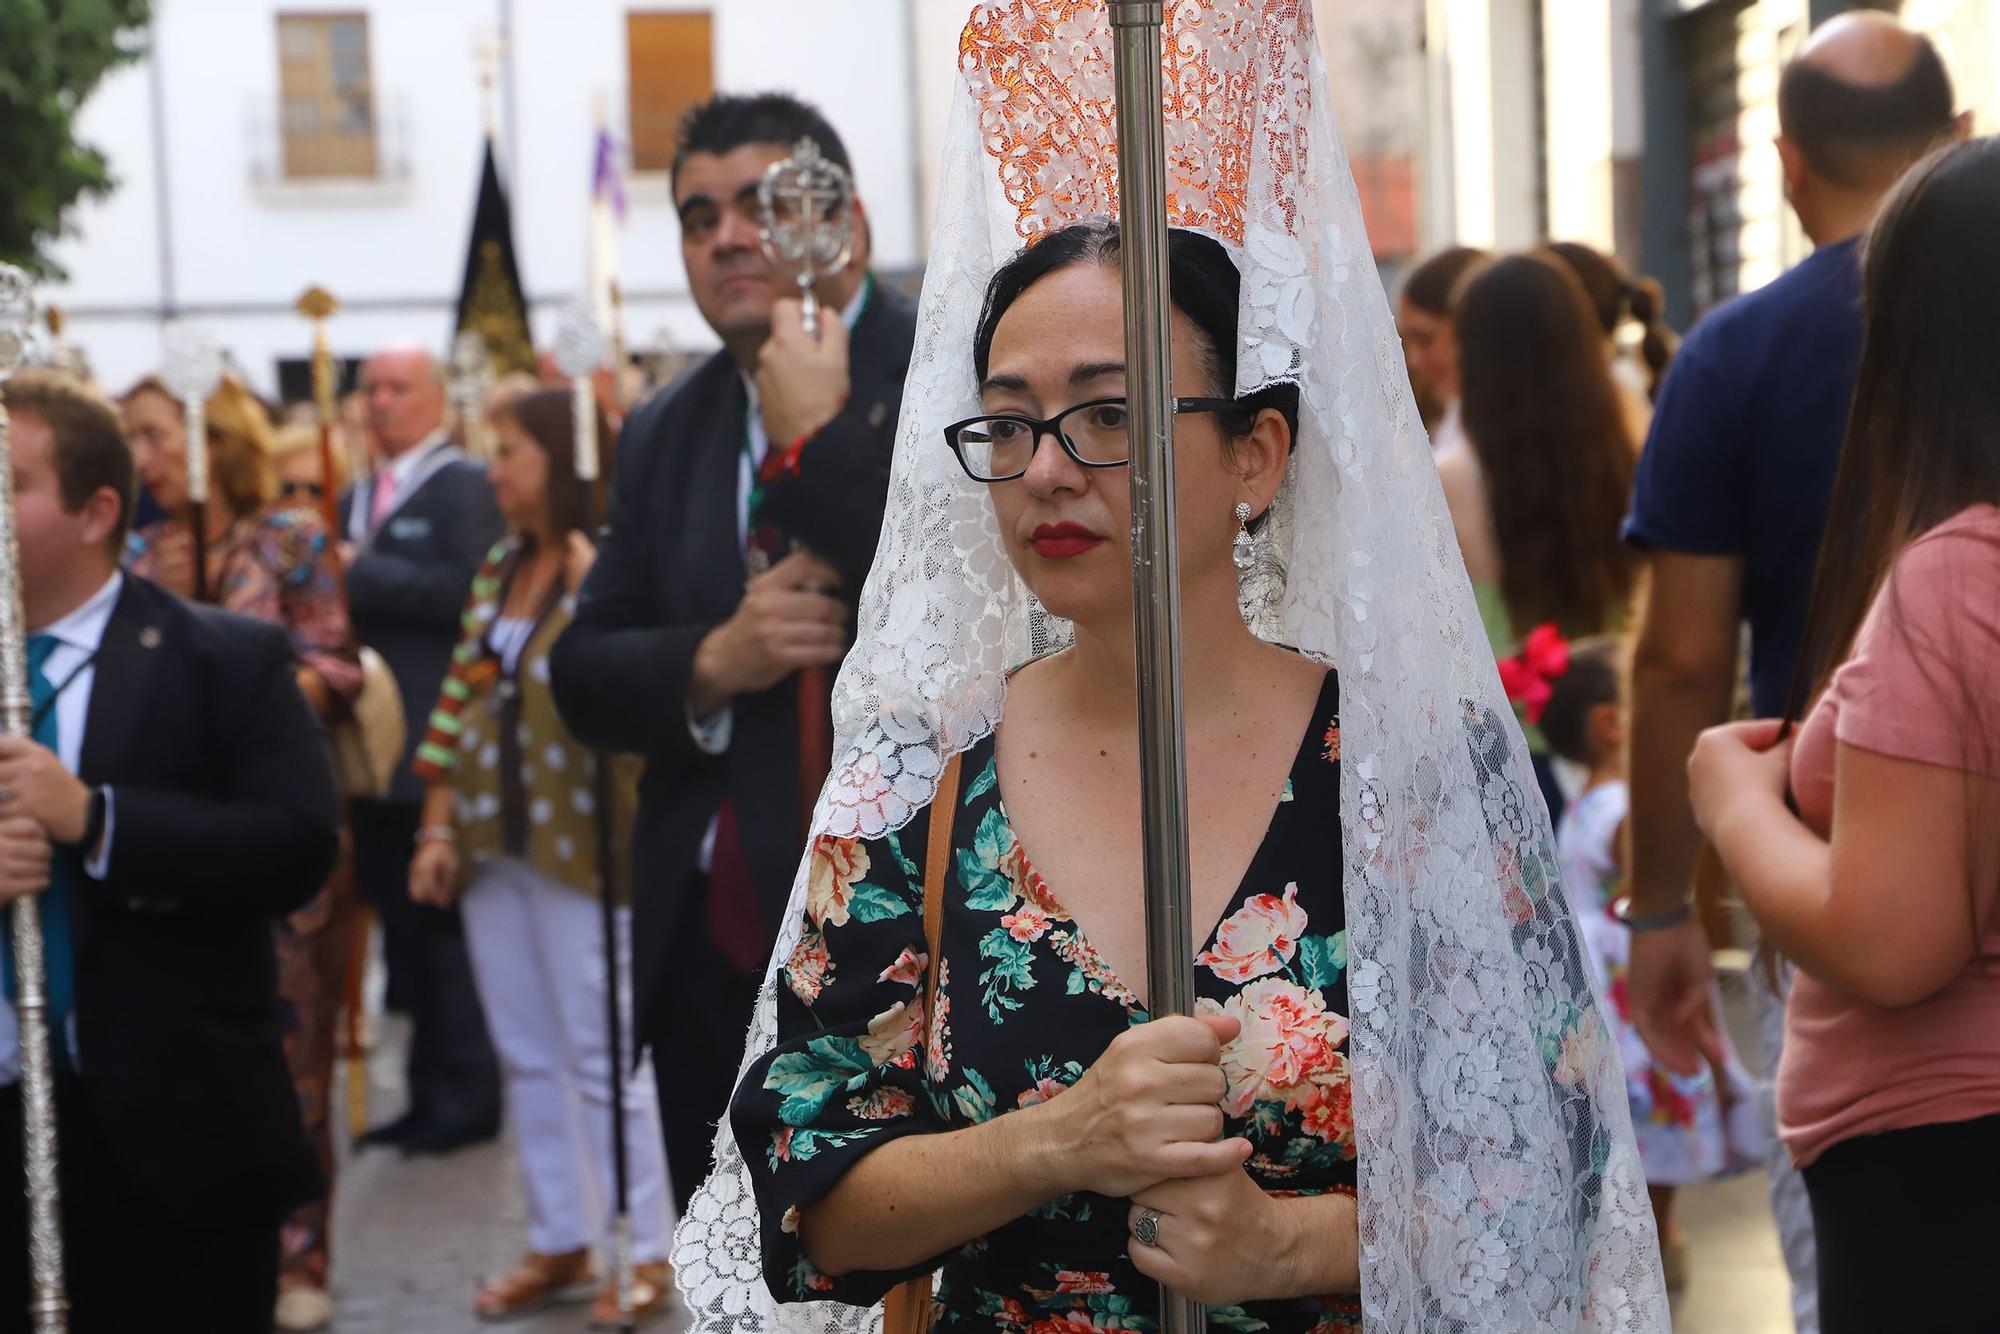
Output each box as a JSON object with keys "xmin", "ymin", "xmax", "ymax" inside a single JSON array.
[{"xmin": 672, "ymin": 1, "xmax": 1668, "ymax": 1329}]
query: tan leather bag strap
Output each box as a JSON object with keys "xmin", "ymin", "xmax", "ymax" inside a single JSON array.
[
  {"xmin": 883, "ymin": 751, "xmax": 961, "ymax": 1334},
  {"xmin": 922, "ymin": 752, "xmax": 962, "ymax": 1022}
]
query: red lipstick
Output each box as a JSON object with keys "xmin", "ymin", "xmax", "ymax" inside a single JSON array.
[{"xmin": 1030, "ymin": 522, "xmax": 1104, "ymax": 559}]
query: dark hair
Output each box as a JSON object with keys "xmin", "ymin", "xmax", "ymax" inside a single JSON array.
[
  {"xmin": 1545, "ymin": 241, "xmax": 1678, "ymax": 403},
  {"xmin": 1787, "ymin": 137, "xmax": 2000, "ymax": 720},
  {"xmin": 487, "ymin": 387, "xmax": 610, "ymax": 542},
  {"xmin": 3, "ymin": 368, "xmax": 134, "ymax": 555},
  {"xmin": 971, "ymin": 219, "xmax": 1301, "ymax": 463},
  {"xmin": 1778, "ymin": 35, "xmax": 1956, "ymax": 189},
  {"xmin": 671, "ymin": 92, "xmax": 852, "ymax": 190},
  {"xmin": 1781, "ymin": 136, "xmax": 2000, "ymax": 979},
  {"xmin": 1399, "ymin": 245, "xmax": 1489, "ymax": 318},
  {"xmin": 1455, "ymin": 251, "xmax": 1637, "ymax": 638},
  {"xmin": 1541, "ymin": 636, "xmax": 1622, "ymax": 768}
]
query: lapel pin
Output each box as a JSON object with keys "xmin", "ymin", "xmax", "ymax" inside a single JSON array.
[
  {"xmin": 867, "ymin": 402, "xmax": 889, "ymax": 430},
  {"xmin": 139, "ymin": 626, "xmax": 162, "ymax": 650}
]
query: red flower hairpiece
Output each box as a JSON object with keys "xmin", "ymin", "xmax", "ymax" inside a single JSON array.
[{"xmin": 1497, "ymin": 623, "xmax": 1571, "ymax": 726}]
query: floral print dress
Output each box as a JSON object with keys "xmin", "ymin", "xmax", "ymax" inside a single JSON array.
[
  {"xmin": 1555, "ymin": 782, "xmax": 1759, "ymax": 1187},
  {"xmin": 732, "ymin": 670, "xmax": 1360, "ymax": 1332}
]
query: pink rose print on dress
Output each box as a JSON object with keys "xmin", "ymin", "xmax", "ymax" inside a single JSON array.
[
  {"xmin": 1002, "ymin": 905, "xmax": 1051, "ymax": 943},
  {"xmin": 1299, "ymin": 1067, "xmax": 1356, "ymax": 1150},
  {"xmin": 1018, "ymin": 1075, "xmax": 1069, "ymax": 1109},
  {"xmin": 785, "ymin": 931, "xmax": 834, "ymax": 1004},
  {"xmin": 877, "ymin": 946, "xmax": 927, "ymax": 988},
  {"xmin": 860, "ymin": 1000, "xmax": 925, "ymax": 1069},
  {"xmin": 1197, "ymin": 882, "xmax": 1309, "ymax": 983},
  {"xmin": 1203, "ymin": 978, "xmax": 1351, "ymax": 1117},
  {"xmin": 806, "ymin": 835, "xmax": 870, "ymax": 930},
  {"xmin": 1053, "ymin": 1271, "xmax": 1115, "ymax": 1295},
  {"xmin": 846, "ymin": 1087, "xmax": 917, "ymax": 1121}
]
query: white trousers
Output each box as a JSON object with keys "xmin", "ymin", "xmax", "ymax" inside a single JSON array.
[{"xmin": 462, "ymin": 856, "xmax": 675, "ymax": 1262}]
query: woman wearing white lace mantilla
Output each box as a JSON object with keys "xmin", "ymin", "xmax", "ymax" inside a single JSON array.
[{"xmin": 673, "ymin": 3, "xmax": 1668, "ymax": 1330}]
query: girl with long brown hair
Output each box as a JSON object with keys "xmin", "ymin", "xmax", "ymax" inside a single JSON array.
[
  {"xmin": 1690, "ymin": 136, "xmax": 2000, "ymax": 1331},
  {"xmin": 1545, "ymin": 239, "xmax": 1679, "ymax": 446},
  {"xmin": 1451, "ymin": 250, "xmax": 1639, "ymax": 824}
]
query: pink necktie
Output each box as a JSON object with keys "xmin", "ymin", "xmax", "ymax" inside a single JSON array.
[{"xmin": 367, "ymin": 470, "xmax": 397, "ymax": 532}]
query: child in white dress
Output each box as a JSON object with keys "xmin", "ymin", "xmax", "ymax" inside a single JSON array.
[{"xmin": 1541, "ymin": 636, "xmax": 1760, "ymax": 1289}]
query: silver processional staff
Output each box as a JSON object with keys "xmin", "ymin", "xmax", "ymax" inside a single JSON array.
[
  {"xmin": 1108, "ymin": 3, "xmax": 1203, "ymax": 1332},
  {"xmin": 756, "ymin": 136, "xmax": 855, "ymax": 340},
  {"xmin": 0, "ymin": 262, "xmax": 70, "ymax": 1332},
  {"xmin": 159, "ymin": 321, "xmax": 225, "ymax": 603}
]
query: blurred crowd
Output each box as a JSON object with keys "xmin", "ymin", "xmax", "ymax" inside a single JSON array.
[
  {"xmin": 1399, "ymin": 12, "xmax": 1996, "ymax": 1334},
  {"xmin": 1, "ymin": 6, "xmax": 1997, "ymax": 1334}
]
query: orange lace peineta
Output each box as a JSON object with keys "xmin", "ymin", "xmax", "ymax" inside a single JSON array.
[{"xmin": 959, "ymin": 0, "xmax": 1313, "ymax": 245}]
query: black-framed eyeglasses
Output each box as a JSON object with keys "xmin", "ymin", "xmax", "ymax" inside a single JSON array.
[{"xmin": 942, "ymin": 396, "xmax": 1244, "ymax": 483}]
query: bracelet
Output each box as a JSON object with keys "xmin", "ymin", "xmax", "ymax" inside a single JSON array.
[
  {"xmin": 1613, "ymin": 898, "xmax": 1693, "ymax": 932},
  {"xmin": 415, "ymin": 825, "xmax": 456, "ymax": 847}
]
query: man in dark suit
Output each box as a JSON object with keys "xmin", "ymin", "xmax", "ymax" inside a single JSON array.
[
  {"xmin": 0, "ymin": 370, "xmax": 339, "ymax": 1332},
  {"xmin": 551, "ymin": 93, "xmax": 915, "ymax": 1207},
  {"xmin": 340, "ymin": 343, "xmax": 504, "ymax": 1153}
]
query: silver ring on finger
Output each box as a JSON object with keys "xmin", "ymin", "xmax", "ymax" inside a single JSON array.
[
  {"xmin": 0, "ymin": 786, "xmax": 14, "ymax": 805},
  {"xmin": 1131, "ymin": 1207, "xmax": 1162, "ymax": 1248}
]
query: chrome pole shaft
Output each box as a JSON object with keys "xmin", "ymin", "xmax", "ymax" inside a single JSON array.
[
  {"xmin": 1109, "ymin": 4, "xmax": 1201, "ymax": 1331},
  {"xmin": 0, "ymin": 390, "xmax": 70, "ymax": 1332}
]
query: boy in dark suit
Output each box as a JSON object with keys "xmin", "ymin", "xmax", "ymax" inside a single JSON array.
[
  {"xmin": 339, "ymin": 343, "xmax": 505, "ymax": 1154},
  {"xmin": 0, "ymin": 369, "xmax": 339, "ymax": 1332},
  {"xmin": 551, "ymin": 93, "xmax": 916, "ymax": 1209}
]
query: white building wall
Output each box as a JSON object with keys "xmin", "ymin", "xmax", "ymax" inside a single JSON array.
[
  {"xmin": 43, "ymin": 0, "xmax": 925, "ymax": 400},
  {"xmin": 1426, "ymin": 0, "xmax": 1541, "ymax": 250},
  {"xmin": 1541, "ymin": 0, "xmax": 1616, "ymax": 248}
]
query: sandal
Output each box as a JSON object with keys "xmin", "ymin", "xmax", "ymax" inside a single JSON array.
[
  {"xmin": 588, "ymin": 1260, "xmax": 675, "ymax": 1327},
  {"xmin": 474, "ymin": 1248, "xmax": 599, "ymax": 1322}
]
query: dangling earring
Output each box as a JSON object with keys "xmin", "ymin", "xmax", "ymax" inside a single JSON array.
[{"xmin": 1233, "ymin": 501, "xmax": 1255, "ymax": 571}]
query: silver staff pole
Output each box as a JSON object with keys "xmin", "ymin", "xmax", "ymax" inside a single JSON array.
[
  {"xmin": 0, "ymin": 264, "xmax": 69, "ymax": 1332},
  {"xmin": 159, "ymin": 323, "xmax": 224, "ymax": 603},
  {"xmin": 1109, "ymin": 5, "xmax": 1202, "ymax": 1332}
]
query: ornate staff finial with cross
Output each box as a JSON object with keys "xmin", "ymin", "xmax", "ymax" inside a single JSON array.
[
  {"xmin": 472, "ymin": 23, "xmax": 505, "ymax": 141},
  {"xmin": 756, "ymin": 137, "xmax": 856, "ymax": 339}
]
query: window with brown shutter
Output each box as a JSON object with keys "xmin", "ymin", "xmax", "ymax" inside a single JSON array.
[
  {"xmin": 627, "ymin": 11, "xmax": 716, "ymax": 175},
  {"xmin": 277, "ymin": 12, "xmax": 379, "ymax": 179}
]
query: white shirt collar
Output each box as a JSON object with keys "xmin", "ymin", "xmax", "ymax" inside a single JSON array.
[
  {"xmin": 33, "ymin": 570, "xmax": 123, "ymax": 654},
  {"xmin": 382, "ymin": 430, "xmax": 450, "ymax": 488}
]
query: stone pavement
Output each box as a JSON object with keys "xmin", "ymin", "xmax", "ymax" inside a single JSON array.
[{"xmin": 325, "ymin": 1013, "xmax": 689, "ymax": 1334}]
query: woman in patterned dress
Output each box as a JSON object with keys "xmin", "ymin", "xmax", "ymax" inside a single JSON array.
[
  {"xmin": 730, "ymin": 225, "xmax": 1364, "ymax": 1332},
  {"xmin": 690, "ymin": 4, "xmax": 1665, "ymax": 1328},
  {"xmin": 123, "ymin": 373, "xmax": 362, "ymax": 1333}
]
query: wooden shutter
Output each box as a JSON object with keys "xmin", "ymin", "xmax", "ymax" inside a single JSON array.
[{"xmin": 627, "ymin": 11, "xmax": 716, "ymax": 174}]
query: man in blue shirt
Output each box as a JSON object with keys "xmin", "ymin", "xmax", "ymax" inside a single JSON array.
[{"xmin": 1619, "ymin": 12, "xmax": 1965, "ymax": 1322}]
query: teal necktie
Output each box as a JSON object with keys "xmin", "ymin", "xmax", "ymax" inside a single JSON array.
[{"xmin": 2, "ymin": 635, "xmax": 76, "ymax": 1065}]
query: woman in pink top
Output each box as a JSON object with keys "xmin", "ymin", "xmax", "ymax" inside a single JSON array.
[{"xmin": 1690, "ymin": 137, "xmax": 2000, "ymax": 1332}]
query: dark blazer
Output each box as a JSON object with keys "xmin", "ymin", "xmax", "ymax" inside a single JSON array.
[
  {"xmin": 67, "ymin": 575, "xmax": 341, "ymax": 1229},
  {"xmin": 339, "ymin": 442, "xmax": 504, "ymax": 803},
  {"xmin": 550, "ymin": 279, "xmax": 916, "ymax": 1024}
]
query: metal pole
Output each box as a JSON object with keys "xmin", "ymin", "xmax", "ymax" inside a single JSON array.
[
  {"xmin": 563, "ymin": 339, "xmax": 635, "ymax": 1333},
  {"xmin": 0, "ymin": 263, "xmax": 69, "ymax": 1332},
  {"xmin": 1108, "ymin": 6, "xmax": 1201, "ymax": 1332}
]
